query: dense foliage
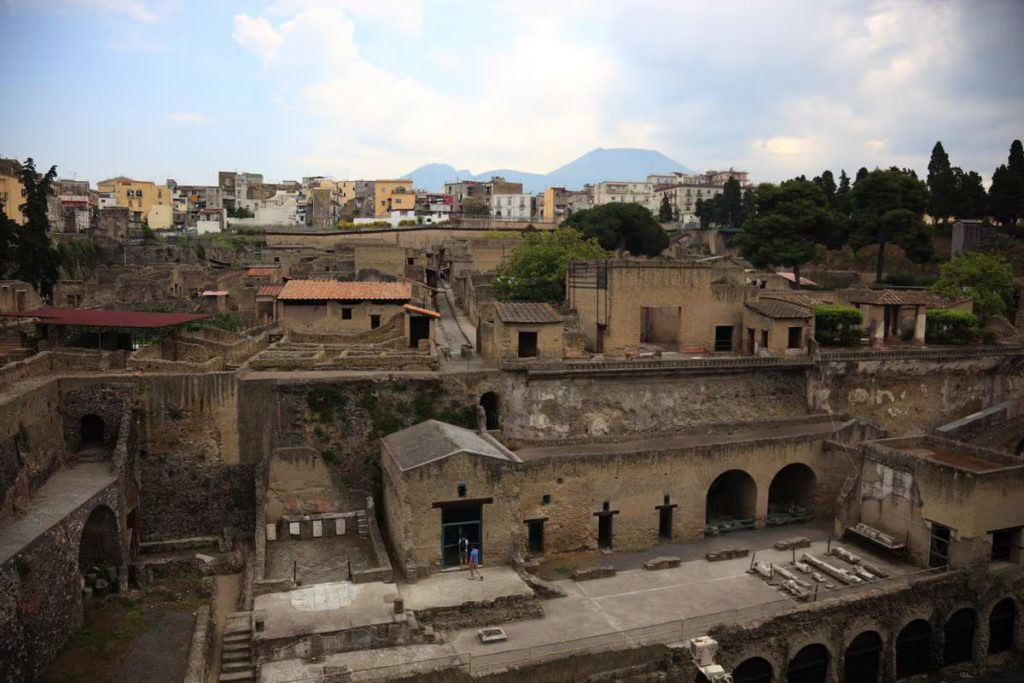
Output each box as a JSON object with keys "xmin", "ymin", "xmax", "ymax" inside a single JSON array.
[
  {"xmin": 493, "ymin": 228, "xmax": 610, "ymax": 303},
  {"xmin": 930, "ymin": 252, "xmax": 1017, "ymax": 319},
  {"xmin": 814, "ymin": 305, "xmax": 863, "ymax": 346},
  {"xmin": 0, "ymin": 158, "xmax": 61, "ymax": 297},
  {"xmin": 561, "ymin": 202, "xmax": 668, "ymax": 257},
  {"xmin": 925, "ymin": 308, "xmax": 979, "ymax": 344}
]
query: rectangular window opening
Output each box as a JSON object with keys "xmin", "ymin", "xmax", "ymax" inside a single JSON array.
[
  {"xmin": 714, "ymin": 325, "xmax": 734, "ymax": 352},
  {"xmin": 788, "ymin": 326, "xmax": 802, "ymax": 349},
  {"xmin": 517, "ymin": 331, "xmax": 538, "ymax": 358},
  {"xmin": 341, "ymin": 308, "xmax": 352, "ymax": 320}
]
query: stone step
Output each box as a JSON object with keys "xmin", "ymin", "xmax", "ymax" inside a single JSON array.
[
  {"xmin": 224, "ymin": 622, "xmax": 251, "ymax": 635},
  {"xmin": 223, "ymin": 632, "xmax": 251, "ymax": 643},
  {"xmin": 222, "ymin": 643, "xmax": 252, "ymax": 654},
  {"xmin": 220, "ymin": 661, "xmax": 253, "ymax": 672},
  {"xmin": 221, "ymin": 651, "xmax": 251, "ymax": 664},
  {"xmin": 219, "ymin": 670, "xmax": 255, "ymax": 683}
]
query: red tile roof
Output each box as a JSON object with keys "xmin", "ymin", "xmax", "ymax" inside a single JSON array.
[
  {"xmin": 246, "ymin": 267, "xmax": 277, "ymax": 277},
  {"xmin": 845, "ymin": 289, "xmax": 966, "ymax": 307},
  {"xmin": 257, "ymin": 285, "xmax": 285, "ymax": 297},
  {"xmin": 278, "ymin": 279, "xmax": 412, "ymax": 301},
  {"xmin": 404, "ymin": 303, "xmax": 441, "ymax": 318},
  {"xmin": 0, "ymin": 308, "xmax": 210, "ymax": 328}
]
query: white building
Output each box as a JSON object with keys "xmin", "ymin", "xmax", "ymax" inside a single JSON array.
[
  {"xmin": 592, "ymin": 181, "xmax": 657, "ymax": 213},
  {"xmin": 653, "ymin": 169, "xmax": 751, "ymax": 224},
  {"xmin": 491, "ymin": 193, "xmax": 532, "ymax": 221}
]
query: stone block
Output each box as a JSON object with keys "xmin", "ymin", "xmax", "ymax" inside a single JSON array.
[
  {"xmin": 312, "ymin": 520, "xmax": 323, "ymax": 538},
  {"xmin": 774, "ymin": 536, "xmax": 811, "ymax": 551},
  {"xmin": 643, "ymin": 556, "xmax": 681, "ymax": 571},
  {"xmin": 266, "ymin": 523, "xmax": 277, "ymax": 541},
  {"xmin": 572, "ymin": 566, "xmax": 616, "ymax": 581},
  {"xmin": 705, "ymin": 547, "xmax": 749, "ymax": 562}
]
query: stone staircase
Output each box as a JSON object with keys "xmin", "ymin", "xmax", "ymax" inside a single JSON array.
[
  {"xmin": 356, "ymin": 510, "xmax": 369, "ymax": 537},
  {"xmin": 218, "ymin": 612, "xmax": 256, "ymax": 682}
]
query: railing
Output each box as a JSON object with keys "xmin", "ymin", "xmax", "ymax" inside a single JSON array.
[
  {"xmin": 500, "ymin": 355, "xmax": 815, "ymax": 376},
  {"xmin": 818, "ymin": 345, "xmax": 1024, "ymax": 362}
]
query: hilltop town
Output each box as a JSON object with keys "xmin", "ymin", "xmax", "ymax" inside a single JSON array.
[{"xmin": 1, "ymin": 141, "xmax": 1024, "ymax": 683}]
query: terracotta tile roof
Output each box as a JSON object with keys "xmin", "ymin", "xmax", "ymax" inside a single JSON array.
[
  {"xmin": 494, "ymin": 302, "xmax": 563, "ymax": 324},
  {"xmin": 759, "ymin": 290, "xmax": 836, "ymax": 309},
  {"xmin": 257, "ymin": 285, "xmax": 285, "ymax": 297},
  {"xmin": 246, "ymin": 267, "xmax": 278, "ymax": 277},
  {"xmin": 403, "ymin": 303, "xmax": 441, "ymax": 318},
  {"xmin": 277, "ymin": 279, "xmax": 412, "ymax": 301},
  {"xmin": 745, "ymin": 300, "xmax": 813, "ymax": 319},
  {"xmin": 844, "ymin": 288, "xmax": 966, "ymax": 307},
  {"xmin": 776, "ymin": 271, "xmax": 818, "ymax": 287}
]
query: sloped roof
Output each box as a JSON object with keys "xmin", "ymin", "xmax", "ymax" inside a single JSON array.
[
  {"xmin": 382, "ymin": 420, "xmax": 516, "ymax": 472},
  {"xmin": 745, "ymin": 300, "xmax": 813, "ymax": 319},
  {"xmin": 278, "ymin": 279, "xmax": 412, "ymax": 301},
  {"xmin": 246, "ymin": 267, "xmax": 278, "ymax": 277},
  {"xmin": 403, "ymin": 303, "xmax": 441, "ymax": 318},
  {"xmin": 776, "ymin": 271, "xmax": 818, "ymax": 287},
  {"xmin": 0, "ymin": 308, "xmax": 209, "ymax": 328},
  {"xmin": 494, "ymin": 302, "xmax": 563, "ymax": 324},
  {"xmin": 845, "ymin": 288, "xmax": 966, "ymax": 307},
  {"xmin": 257, "ymin": 284, "xmax": 285, "ymax": 297}
]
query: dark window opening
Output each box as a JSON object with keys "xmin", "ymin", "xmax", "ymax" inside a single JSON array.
[
  {"xmin": 896, "ymin": 619, "xmax": 932, "ymax": 679},
  {"xmin": 517, "ymin": 331, "xmax": 538, "ymax": 358},
  {"xmin": 714, "ymin": 325, "xmax": 734, "ymax": 352},
  {"xmin": 341, "ymin": 307, "xmax": 352, "ymax": 319},
  {"xmin": 929, "ymin": 523, "xmax": 951, "ymax": 568},
  {"xmin": 760, "ymin": 329, "xmax": 769, "ymax": 348},
  {"xmin": 788, "ymin": 326, "xmax": 802, "ymax": 349},
  {"xmin": 943, "ymin": 608, "xmax": 976, "ymax": 665},
  {"xmin": 542, "ymin": 494, "xmax": 551, "ymax": 505},
  {"xmin": 991, "ymin": 528, "xmax": 1018, "ymax": 563},
  {"xmin": 598, "ymin": 514, "xmax": 612, "ymax": 549},
  {"xmin": 659, "ymin": 506, "xmax": 673, "ymax": 539},
  {"xmin": 456, "ymin": 483, "xmax": 467, "ymax": 498},
  {"xmin": 81, "ymin": 414, "xmax": 105, "ymax": 446},
  {"xmin": 479, "ymin": 392, "xmax": 499, "ymax": 430},
  {"xmin": 370, "ymin": 314, "xmax": 381, "ymax": 329},
  {"xmin": 527, "ymin": 519, "xmax": 544, "ymax": 553},
  {"xmin": 989, "ymin": 599, "xmax": 1016, "ymax": 654},
  {"xmin": 602, "ymin": 501, "xmax": 610, "ymax": 511},
  {"xmin": 407, "ymin": 257, "xmax": 415, "ymax": 265},
  {"xmin": 663, "ymin": 494, "xmax": 671, "ymax": 505}
]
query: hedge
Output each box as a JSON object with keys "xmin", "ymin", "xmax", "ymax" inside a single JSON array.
[
  {"xmin": 814, "ymin": 305, "xmax": 863, "ymax": 346},
  {"xmin": 925, "ymin": 308, "xmax": 978, "ymax": 344}
]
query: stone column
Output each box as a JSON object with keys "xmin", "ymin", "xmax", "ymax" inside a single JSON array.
[
  {"xmin": 913, "ymin": 305, "xmax": 927, "ymax": 345},
  {"xmin": 871, "ymin": 307, "xmax": 885, "ymax": 348}
]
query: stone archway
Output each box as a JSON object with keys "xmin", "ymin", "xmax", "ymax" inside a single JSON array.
[
  {"xmin": 479, "ymin": 392, "xmax": 499, "ymax": 431},
  {"xmin": 706, "ymin": 469, "xmax": 757, "ymax": 532},
  {"xmin": 989, "ymin": 598, "xmax": 1017, "ymax": 654},
  {"xmin": 944, "ymin": 608, "xmax": 977, "ymax": 665},
  {"xmin": 896, "ymin": 619, "xmax": 932, "ymax": 679},
  {"xmin": 768, "ymin": 463, "xmax": 816, "ymax": 522},
  {"xmin": 844, "ymin": 631, "xmax": 882, "ymax": 682},
  {"xmin": 787, "ymin": 643, "xmax": 829, "ymax": 683},
  {"xmin": 732, "ymin": 656, "xmax": 773, "ymax": 683},
  {"xmin": 78, "ymin": 505, "xmax": 122, "ymax": 594}
]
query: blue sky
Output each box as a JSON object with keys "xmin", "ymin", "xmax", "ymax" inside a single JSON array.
[{"xmin": 0, "ymin": 0, "xmax": 1021, "ymax": 187}]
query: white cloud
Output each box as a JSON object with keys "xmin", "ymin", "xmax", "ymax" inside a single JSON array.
[
  {"xmin": 57, "ymin": 0, "xmax": 178, "ymax": 22},
  {"xmin": 164, "ymin": 113, "xmax": 209, "ymax": 124}
]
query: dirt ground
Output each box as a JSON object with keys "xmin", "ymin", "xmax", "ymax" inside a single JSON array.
[{"xmin": 43, "ymin": 580, "xmax": 206, "ymax": 683}]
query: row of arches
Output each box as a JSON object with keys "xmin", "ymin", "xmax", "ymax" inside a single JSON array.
[
  {"xmin": 706, "ymin": 463, "xmax": 816, "ymax": 527},
  {"xmin": 721, "ymin": 600, "xmax": 1018, "ymax": 682}
]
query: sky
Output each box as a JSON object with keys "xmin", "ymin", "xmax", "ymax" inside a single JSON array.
[{"xmin": 0, "ymin": 0, "xmax": 1021, "ymax": 187}]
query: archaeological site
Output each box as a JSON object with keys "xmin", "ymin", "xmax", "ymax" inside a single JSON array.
[{"xmin": 1, "ymin": 224, "xmax": 1023, "ymax": 683}]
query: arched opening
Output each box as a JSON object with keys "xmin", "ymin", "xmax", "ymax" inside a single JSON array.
[
  {"xmin": 896, "ymin": 619, "xmax": 932, "ymax": 679},
  {"xmin": 78, "ymin": 505, "xmax": 122, "ymax": 594},
  {"xmin": 844, "ymin": 631, "xmax": 882, "ymax": 682},
  {"xmin": 733, "ymin": 656, "xmax": 774, "ymax": 683},
  {"xmin": 479, "ymin": 392, "xmax": 499, "ymax": 431},
  {"xmin": 706, "ymin": 469, "xmax": 757, "ymax": 533},
  {"xmin": 943, "ymin": 608, "xmax": 976, "ymax": 665},
  {"xmin": 80, "ymin": 414, "xmax": 105, "ymax": 446},
  {"xmin": 989, "ymin": 599, "xmax": 1016, "ymax": 654},
  {"xmin": 787, "ymin": 643, "xmax": 829, "ymax": 683},
  {"xmin": 767, "ymin": 463, "xmax": 816, "ymax": 525}
]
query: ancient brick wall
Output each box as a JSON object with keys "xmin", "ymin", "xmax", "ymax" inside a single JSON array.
[{"xmin": 0, "ymin": 380, "xmax": 65, "ymax": 520}]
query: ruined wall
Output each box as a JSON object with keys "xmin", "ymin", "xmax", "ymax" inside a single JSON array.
[
  {"xmin": 0, "ymin": 381, "xmax": 65, "ymax": 520},
  {"xmin": 811, "ymin": 353, "xmax": 1024, "ymax": 435}
]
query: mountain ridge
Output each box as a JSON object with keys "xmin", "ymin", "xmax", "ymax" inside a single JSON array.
[{"xmin": 402, "ymin": 148, "xmax": 692, "ymax": 194}]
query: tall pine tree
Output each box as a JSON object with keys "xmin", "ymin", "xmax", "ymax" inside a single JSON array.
[
  {"xmin": 926, "ymin": 141, "xmax": 956, "ymax": 224},
  {"xmin": 951, "ymin": 168, "xmax": 987, "ymax": 220},
  {"xmin": 835, "ymin": 170, "xmax": 852, "ymax": 215},
  {"xmin": 15, "ymin": 158, "xmax": 60, "ymax": 297}
]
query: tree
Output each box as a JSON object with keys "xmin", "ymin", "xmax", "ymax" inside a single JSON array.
[
  {"xmin": 720, "ymin": 176, "xmax": 743, "ymax": 227},
  {"xmin": 812, "ymin": 170, "xmax": 837, "ymax": 207},
  {"xmin": 15, "ymin": 158, "xmax": 60, "ymax": 297},
  {"xmin": 850, "ymin": 167, "xmax": 933, "ymax": 283},
  {"xmin": 461, "ymin": 198, "xmax": 490, "ymax": 217},
  {"xmin": 561, "ymin": 202, "xmax": 669, "ymax": 257},
  {"xmin": 0, "ymin": 202, "xmax": 17, "ymax": 278},
  {"xmin": 951, "ymin": 168, "xmax": 987, "ymax": 220},
  {"xmin": 493, "ymin": 227, "xmax": 610, "ymax": 303},
  {"xmin": 736, "ymin": 179, "xmax": 837, "ymax": 288},
  {"xmin": 930, "ymin": 252, "xmax": 1017, "ymax": 319},
  {"xmin": 658, "ymin": 193, "xmax": 673, "ymax": 222},
  {"xmin": 835, "ymin": 170, "xmax": 852, "ymax": 215},
  {"xmin": 926, "ymin": 141, "xmax": 957, "ymax": 224},
  {"xmin": 989, "ymin": 164, "xmax": 1020, "ymax": 229}
]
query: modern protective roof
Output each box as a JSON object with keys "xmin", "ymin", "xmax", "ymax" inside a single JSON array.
[
  {"xmin": 381, "ymin": 420, "xmax": 516, "ymax": 472},
  {"xmin": 775, "ymin": 271, "xmax": 818, "ymax": 287},
  {"xmin": 403, "ymin": 303, "xmax": 441, "ymax": 318},
  {"xmin": 278, "ymin": 279, "xmax": 412, "ymax": 301},
  {"xmin": 246, "ymin": 267, "xmax": 278, "ymax": 277},
  {"xmin": 745, "ymin": 299, "xmax": 813, "ymax": 319},
  {"xmin": 0, "ymin": 308, "xmax": 210, "ymax": 328},
  {"xmin": 494, "ymin": 301, "xmax": 563, "ymax": 324}
]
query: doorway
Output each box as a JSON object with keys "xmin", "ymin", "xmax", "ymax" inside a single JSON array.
[
  {"xmin": 929, "ymin": 523, "xmax": 951, "ymax": 568},
  {"xmin": 441, "ymin": 503, "xmax": 482, "ymax": 569},
  {"xmin": 714, "ymin": 325, "xmax": 734, "ymax": 352},
  {"xmin": 598, "ymin": 515, "xmax": 612, "ymax": 549},
  {"xmin": 659, "ymin": 507, "xmax": 673, "ymax": 539},
  {"xmin": 640, "ymin": 306, "xmax": 681, "ymax": 347},
  {"xmin": 527, "ymin": 519, "xmax": 545, "ymax": 553},
  {"xmin": 517, "ymin": 331, "xmax": 538, "ymax": 358},
  {"xmin": 81, "ymin": 414, "xmax": 105, "ymax": 446},
  {"xmin": 409, "ymin": 316, "xmax": 430, "ymax": 348}
]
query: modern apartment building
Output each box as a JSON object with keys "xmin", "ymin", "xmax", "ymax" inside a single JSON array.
[{"xmin": 96, "ymin": 177, "xmax": 171, "ymax": 224}]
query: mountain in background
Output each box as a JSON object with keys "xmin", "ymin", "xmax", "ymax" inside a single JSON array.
[{"xmin": 402, "ymin": 148, "xmax": 692, "ymax": 193}]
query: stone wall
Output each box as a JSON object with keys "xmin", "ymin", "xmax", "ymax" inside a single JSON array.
[{"xmin": 0, "ymin": 380, "xmax": 65, "ymax": 520}]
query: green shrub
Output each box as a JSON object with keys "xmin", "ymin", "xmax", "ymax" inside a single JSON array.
[
  {"xmin": 814, "ymin": 305, "xmax": 863, "ymax": 346},
  {"xmin": 925, "ymin": 308, "xmax": 978, "ymax": 344}
]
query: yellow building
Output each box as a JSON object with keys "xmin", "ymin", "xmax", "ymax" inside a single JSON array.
[
  {"xmin": 373, "ymin": 179, "xmax": 414, "ymax": 217},
  {"xmin": 0, "ymin": 173, "xmax": 24, "ymax": 224},
  {"xmin": 96, "ymin": 177, "xmax": 171, "ymax": 223}
]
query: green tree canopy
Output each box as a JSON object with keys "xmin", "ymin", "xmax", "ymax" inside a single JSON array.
[
  {"xmin": 930, "ymin": 252, "xmax": 1017, "ymax": 319},
  {"xmin": 561, "ymin": 202, "xmax": 669, "ymax": 257},
  {"xmin": 493, "ymin": 228, "xmax": 610, "ymax": 303},
  {"xmin": 850, "ymin": 167, "xmax": 933, "ymax": 283},
  {"xmin": 926, "ymin": 141, "xmax": 957, "ymax": 224},
  {"xmin": 14, "ymin": 158, "xmax": 60, "ymax": 297},
  {"xmin": 658, "ymin": 193, "xmax": 673, "ymax": 222},
  {"xmin": 736, "ymin": 179, "xmax": 838, "ymax": 287},
  {"xmin": 812, "ymin": 170, "xmax": 837, "ymax": 207},
  {"xmin": 989, "ymin": 139, "xmax": 1024, "ymax": 229},
  {"xmin": 461, "ymin": 198, "xmax": 490, "ymax": 217},
  {"xmin": 835, "ymin": 169, "xmax": 852, "ymax": 215},
  {"xmin": 951, "ymin": 167, "xmax": 987, "ymax": 220}
]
